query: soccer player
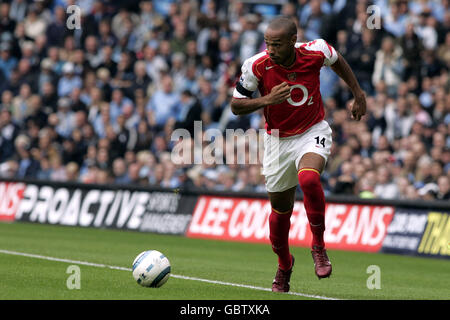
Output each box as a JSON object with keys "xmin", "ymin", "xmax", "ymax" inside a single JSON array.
[{"xmin": 231, "ymin": 17, "xmax": 366, "ymax": 292}]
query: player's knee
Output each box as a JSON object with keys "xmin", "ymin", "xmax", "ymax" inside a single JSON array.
[
  {"xmin": 298, "ymin": 169, "xmax": 321, "ymax": 192},
  {"xmin": 271, "ymin": 206, "xmax": 293, "ymax": 215},
  {"xmin": 270, "ymin": 198, "xmax": 294, "ymax": 214},
  {"xmin": 268, "ymin": 189, "xmax": 295, "ymax": 213}
]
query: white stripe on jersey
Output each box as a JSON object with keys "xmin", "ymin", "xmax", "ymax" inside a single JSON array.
[{"xmin": 233, "ymin": 90, "xmax": 248, "ymax": 99}]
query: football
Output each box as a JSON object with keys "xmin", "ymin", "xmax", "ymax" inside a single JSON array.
[{"xmin": 132, "ymin": 250, "xmax": 171, "ymax": 287}]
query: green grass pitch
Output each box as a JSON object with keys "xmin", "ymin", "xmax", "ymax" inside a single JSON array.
[{"xmin": 0, "ymin": 221, "xmax": 448, "ymax": 300}]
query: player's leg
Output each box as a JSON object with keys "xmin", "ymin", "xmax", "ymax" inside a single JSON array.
[
  {"xmin": 298, "ymin": 153, "xmax": 326, "ymax": 248},
  {"xmin": 263, "ymin": 131, "xmax": 299, "ymax": 291},
  {"xmin": 297, "ymin": 152, "xmax": 332, "ymax": 279},
  {"xmin": 268, "ymin": 186, "xmax": 296, "ymax": 292},
  {"xmin": 268, "ymin": 186, "xmax": 296, "ymax": 270}
]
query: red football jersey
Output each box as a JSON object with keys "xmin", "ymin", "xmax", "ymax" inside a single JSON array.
[{"xmin": 233, "ymin": 39, "xmax": 338, "ymax": 137}]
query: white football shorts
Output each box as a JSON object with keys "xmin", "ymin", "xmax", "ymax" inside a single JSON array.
[{"xmin": 262, "ymin": 120, "xmax": 332, "ymax": 193}]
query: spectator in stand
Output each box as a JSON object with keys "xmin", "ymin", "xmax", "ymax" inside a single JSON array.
[
  {"xmin": 131, "ymin": 59, "xmax": 152, "ymax": 96},
  {"xmin": 23, "ymin": 4, "xmax": 47, "ymax": 40},
  {"xmin": 65, "ymin": 162, "xmax": 80, "ymax": 182},
  {"xmin": 112, "ymin": 157, "xmax": 130, "ymax": 184},
  {"xmin": 374, "ymin": 166, "xmax": 400, "ymax": 199},
  {"xmin": 52, "ymin": 97, "xmax": 75, "ymax": 139},
  {"xmin": 436, "ymin": 175, "xmax": 450, "ymax": 200},
  {"xmin": 238, "ymin": 14, "xmax": 264, "ymax": 62},
  {"xmin": 399, "ymin": 22, "xmax": 424, "ymax": 80},
  {"xmin": 416, "ymin": 10, "xmax": 438, "ymax": 50},
  {"xmin": 0, "ymin": 108, "xmax": 19, "ymax": 163},
  {"xmin": 372, "ymin": 36, "xmax": 405, "ymax": 97},
  {"xmin": 57, "ymin": 62, "xmax": 82, "ymax": 97},
  {"xmin": 0, "ymin": 42, "xmax": 17, "ymax": 80},
  {"xmin": 347, "ymin": 28, "xmax": 377, "ymax": 95},
  {"xmin": 175, "ymin": 90, "xmax": 202, "ymax": 136},
  {"xmin": 146, "ymin": 74, "xmax": 180, "ymax": 129},
  {"xmin": 383, "ymin": 0, "xmax": 408, "ymax": 38},
  {"xmin": 46, "ymin": 6, "xmax": 68, "ymax": 47},
  {"xmin": 49, "ymin": 153, "xmax": 66, "ymax": 181},
  {"xmin": 0, "ymin": 3, "xmax": 16, "ymax": 34},
  {"xmin": 437, "ymin": 32, "xmax": 450, "ymax": 68},
  {"xmin": 14, "ymin": 134, "xmax": 39, "ymax": 178},
  {"xmin": 24, "ymin": 94, "xmax": 47, "ymax": 129}
]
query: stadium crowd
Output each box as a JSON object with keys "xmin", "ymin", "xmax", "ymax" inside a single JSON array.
[{"xmin": 0, "ymin": 0, "xmax": 449, "ymax": 201}]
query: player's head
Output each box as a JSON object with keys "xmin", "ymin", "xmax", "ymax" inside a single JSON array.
[{"xmin": 264, "ymin": 16, "xmax": 297, "ymax": 66}]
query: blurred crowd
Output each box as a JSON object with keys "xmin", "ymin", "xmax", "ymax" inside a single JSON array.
[{"xmin": 0, "ymin": 0, "xmax": 449, "ymax": 201}]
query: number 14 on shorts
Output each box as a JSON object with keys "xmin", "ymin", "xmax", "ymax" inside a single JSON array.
[{"xmin": 314, "ymin": 136, "xmax": 326, "ymax": 148}]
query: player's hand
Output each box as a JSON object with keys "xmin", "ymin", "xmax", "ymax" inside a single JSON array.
[
  {"xmin": 265, "ymin": 82, "xmax": 291, "ymax": 105},
  {"xmin": 349, "ymin": 92, "xmax": 366, "ymax": 121}
]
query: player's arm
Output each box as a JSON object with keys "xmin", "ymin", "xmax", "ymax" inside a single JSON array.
[
  {"xmin": 231, "ymin": 82, "xmax": 291, "ymax": 115},
  {"xmin": 230, "ymin": 55, "xmax": 292, "ymax": 116},
  {"xmin": 330, "ymin": 52, "xmax": 367, "ymax": 121}
]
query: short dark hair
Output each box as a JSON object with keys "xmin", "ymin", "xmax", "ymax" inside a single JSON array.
[{"xmin": 267, "ymin": 16, "xmax": 297, "ymax": 38}]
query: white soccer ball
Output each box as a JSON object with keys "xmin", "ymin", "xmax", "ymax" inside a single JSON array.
[{"xmin": 132, "ymin": 250, "xmax": 171, "ymax": 287}]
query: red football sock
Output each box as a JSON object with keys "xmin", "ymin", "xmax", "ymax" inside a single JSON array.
[
  {"xmin": 269, "ymin": 208, "xmax": 293, "ymax": 271},
  {"xmin": 298, "ymin": 168, "xmax": 326, "ymax": 248}
]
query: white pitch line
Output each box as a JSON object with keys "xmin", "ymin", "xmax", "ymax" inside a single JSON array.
[
  {"xmin": 0, "ymin": 249, "xmax": 340, "ymax": 300},
  {"xmin": 169, "ymin": 274, "xmax": 340, "ymax": 300}
]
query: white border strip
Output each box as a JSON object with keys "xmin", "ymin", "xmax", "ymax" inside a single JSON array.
[{"xmin": 0, "ymin": 249, "xmax": 340, "ymax": 300}]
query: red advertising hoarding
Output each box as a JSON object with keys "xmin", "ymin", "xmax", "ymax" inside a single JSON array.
[
  {"xmin": 0, "ymin": 182, "xmax": 25, "ymax": 222},
  {"xmin": 187, "ymin": 196, "xmax": 395, "ymax": 252}
]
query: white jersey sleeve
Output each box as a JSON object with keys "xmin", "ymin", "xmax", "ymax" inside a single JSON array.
[
  {"xmin": 297, "ymin": 39, "xmax": 338, "ymax": 66},
  {"xmin": 232, "ymin": 52, "xmax": 265, "ymax": 99}
]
